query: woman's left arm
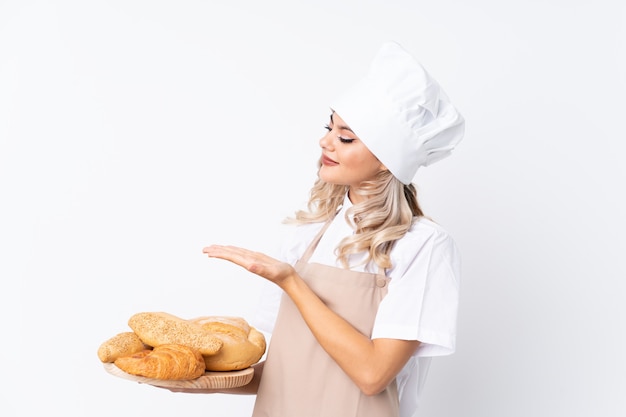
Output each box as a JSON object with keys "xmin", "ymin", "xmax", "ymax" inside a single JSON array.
[{"xmin": 203, "ymin": 245, "xmax": 420, "ymax": 396}]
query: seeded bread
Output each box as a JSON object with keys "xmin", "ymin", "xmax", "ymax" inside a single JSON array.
[
  {"xmin": 97, "ymin": 331, "xmax": 148, "ymax": 363},
  {"xmin": 128, "ymin": 312, "xmax": 223, "ymax": 356}
]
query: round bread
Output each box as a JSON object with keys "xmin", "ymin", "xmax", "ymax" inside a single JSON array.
[
  {"xmin": 114, "ymin": 344, "xmax": 206, "ymax": 380},
  {"xmin": 190, "ymin": 316, "xmax": 266, "ymax": 371},
  {"xmin": 97, "ymin": 331, "xmax": 147, "ymax": 363}
]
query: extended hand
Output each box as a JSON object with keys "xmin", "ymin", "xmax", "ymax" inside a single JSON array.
[{"xmin": 202, "ymin": 245, "xmax": 297, "ymax": 288}]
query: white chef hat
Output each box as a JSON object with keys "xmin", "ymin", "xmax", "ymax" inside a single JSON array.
[{"xmin": 330, "ymin": 41, "xmax": 465, "ymax": 185}]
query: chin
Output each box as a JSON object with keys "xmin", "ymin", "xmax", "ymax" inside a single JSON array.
[{"xmin": 318, "ymin": 172, "xmax": 338, "ymax": 185}]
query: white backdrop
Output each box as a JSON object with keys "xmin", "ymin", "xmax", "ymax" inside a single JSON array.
[{"xmin": 2, "ymin": 1, "xmax": 625, "ymax": 416}]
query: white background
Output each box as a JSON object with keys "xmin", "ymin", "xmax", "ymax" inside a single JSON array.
[{"xmin": 2, "ymin": 1, "xmax": 625, "ymax": 416}]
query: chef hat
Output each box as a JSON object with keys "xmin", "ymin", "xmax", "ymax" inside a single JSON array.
[{"xmin": 330, "ymin": 41, "xmax": 465, "ymax": 185}]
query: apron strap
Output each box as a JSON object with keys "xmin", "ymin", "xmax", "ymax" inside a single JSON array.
[
  {"xmin": 299, "ymin": 216, "xmax": 335, "ymax": 263},
  {"xmin": 299, "ymin": 209, "xmax": 389, "ymax": 279}
]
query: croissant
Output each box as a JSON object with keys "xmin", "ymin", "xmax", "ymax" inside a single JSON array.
[
  {"xmin": 128, "ymin": 312, "xmax": 222, "ymax": 355},
  {"xmin": 114, "ymin": 344, "xmax": 206, "ymax": 380},
  {"xmin": 98, "ymin": 331, "xmax": 148, "ymax": 363},
  {"xmin": 190, "ymin": 316, "xmax": 266, "ymax": 371}
]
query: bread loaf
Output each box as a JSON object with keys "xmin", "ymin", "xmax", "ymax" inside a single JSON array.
[
  {"xmin": 190, "ymin": 316, "xmax": 266, "ymax": 371},
  {"xmin": 97, "ymin": 331, "xmax": 148, "ymax": 363},
  {"xmin": 128, "ymin": 312, "xmax": 222, "ymax": 355},
  {"xmin": 114, "ymin": 344, "xmax": 206, "ymax": 380}
]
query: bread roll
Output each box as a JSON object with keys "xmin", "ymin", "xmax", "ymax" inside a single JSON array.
[
  {"xmin": 128, "ymin": 312, "xmax": 222, "ymax": 355},
  {"xmin": 190, "ymin": 316, "xmax": 266, "ymax": 371},
  {"xmin": 114, "ymin": 344, "xmax": 206, "ymax": 380},
  {"xmin": 97, "ymin": 331, "xmax": 148, "ymax": 363}
]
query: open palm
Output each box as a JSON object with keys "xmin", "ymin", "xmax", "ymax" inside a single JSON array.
[{"xmin": 203, "ymin": 245, "xmax": 296, "ymax": 287}]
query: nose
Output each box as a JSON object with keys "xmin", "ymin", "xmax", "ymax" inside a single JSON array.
[{"xmin": 319, "ymin": 129, "xmax": 335, "ymax": 150}]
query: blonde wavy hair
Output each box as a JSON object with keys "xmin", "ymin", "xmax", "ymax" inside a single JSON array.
[{"xmin": 285, "ymin": 168, "xmax": 423, "ymax": 271}]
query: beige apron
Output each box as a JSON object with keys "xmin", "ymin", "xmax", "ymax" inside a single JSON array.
[{"xmin": 252, "ymin": 220, "xmax": 399, "ymax": 417}]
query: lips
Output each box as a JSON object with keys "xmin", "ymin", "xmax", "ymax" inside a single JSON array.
[{"xmin": 321, "ymin": 154, "xmax": 338, "ymax": 166}]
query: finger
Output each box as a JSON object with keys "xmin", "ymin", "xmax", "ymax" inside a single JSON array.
[
  {"xmin": 204, "ymin": 246, "xmax": 267, "ymax": 272},
  {"xmin": 206, "ymin": 245, "xmax": 272, "ymax": 265},
  {"xmin": 204, "ymin": 245, "xmax": 254, "ymax": 261}
]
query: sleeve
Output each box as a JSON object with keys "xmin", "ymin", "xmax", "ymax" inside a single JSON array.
[
  {"xmin": 371, "ymin": 227, "xmax": 461, "ymax": 357},
  {"xmin": 251, "ymin": 280, "xmax": 284, "ymax": 334}
]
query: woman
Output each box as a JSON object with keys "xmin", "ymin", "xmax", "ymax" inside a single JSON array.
[{"xmin": 203, "ymin": 41, "xmax": 465, "ymax": 417}]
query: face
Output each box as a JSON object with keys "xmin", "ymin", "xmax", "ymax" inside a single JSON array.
[{"xmin": 318, "ymin": 112, "xmax": 386, "ymax": 200}]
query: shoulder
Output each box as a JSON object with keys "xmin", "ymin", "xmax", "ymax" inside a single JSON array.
[
  {"xmin": 401, "ymin": 217, "xmax": 458, "ymax": 253},
  {"xmin": 389, "ymin": 217, "xmax": 460, "ymax": 279}
]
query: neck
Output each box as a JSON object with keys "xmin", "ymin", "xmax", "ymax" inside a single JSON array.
[{"xmin": 348, "ymin": 187, "xmax": 366, "ymax": 205}]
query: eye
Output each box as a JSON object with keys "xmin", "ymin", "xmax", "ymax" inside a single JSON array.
[{"xmin": 324, "ymin": 122, "xmax": 354, "ymax": 143}]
